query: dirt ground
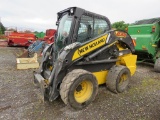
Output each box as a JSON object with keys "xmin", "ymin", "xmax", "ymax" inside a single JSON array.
[{"xmin": 0, "ymin": 47, "xmax": 160, "ymax": 120}]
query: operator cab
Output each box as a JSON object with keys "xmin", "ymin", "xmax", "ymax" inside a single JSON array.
[{"xmin": 55, "ymin": 7, "xmax": 111, "ymax": 52}]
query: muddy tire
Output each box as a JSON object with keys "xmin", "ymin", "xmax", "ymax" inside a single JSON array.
[
  {"xmin": 154, "ymin": 58, "xmax": 160, "ymax": 72},
  {"xmin": 60, "ymin": 69, "xmax": 98, "ymax": 110},
  {"xmin": 106, "ymin": 65, "xmax": 131, "ymax": 93}
]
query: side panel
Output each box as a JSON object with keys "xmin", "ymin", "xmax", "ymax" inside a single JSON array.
[
  {"xmin": 92, "ymin": 70, "xmax": 108, "ymax": 85},
  {"xmin": 72, "ymin": 34, "xmax": 108, "ymax": 61},
  {"xmin": 116, "ymin": 54, "xmax": 137, "ymax": 76}
]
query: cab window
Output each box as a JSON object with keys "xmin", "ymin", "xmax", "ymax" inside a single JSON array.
[
  {"xmin": 77, "ymin": 15, "xmax": 93, "ymax": 43},
  {"xmin": 94, "ymin": 18, "xmax": 109, "ymax": 37}
]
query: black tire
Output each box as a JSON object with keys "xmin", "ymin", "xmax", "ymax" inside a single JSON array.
[
  {"xmin": 154, "ymin": 58, "xmax": 160, "ymax": 72},
  {"xmin": 106, "ymin": 65, "xmax": 131, "ymax": 93},
  {"xmin": 60, "ymin": 69, "xmax": 98, "ymax": 110}
]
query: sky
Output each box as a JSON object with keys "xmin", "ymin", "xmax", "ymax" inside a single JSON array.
[{"xmin": 0, "ymin": 0, "xmax": 160, "ymax": 32}]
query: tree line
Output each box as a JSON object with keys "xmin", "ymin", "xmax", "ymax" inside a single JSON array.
[
  {"xmin": 0, "ymin": 21, "xmax": 129, "ymax": 35},
  {"xmin": 0, "ymin": 22, "xmax": 6, "ymax": 34},
  {"xmin": 111, "ymin": 21, "xmax": 129, "ymax": 31}
]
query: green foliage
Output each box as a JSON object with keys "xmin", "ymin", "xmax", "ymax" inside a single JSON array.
[
  {"xmin": 0, "ymin": 22, "xmax": 6, "ymax": 34},
  {"xmin": 112, "ymin": 21, "xmax": 129, "ymax": 31}
]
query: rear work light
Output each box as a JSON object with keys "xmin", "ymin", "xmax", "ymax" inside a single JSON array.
[
  {"xmin": 152, "ymin": 26, "xmax": 156, "ymax": 32},
  {"xmin": 132, "ymin": 38, "xmax": 136, "ymax": 46}
]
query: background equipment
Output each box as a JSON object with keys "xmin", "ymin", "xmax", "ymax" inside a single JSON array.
[{"xmin": 128, "ymin": 17, "xmax": 160, "ymax": 72}]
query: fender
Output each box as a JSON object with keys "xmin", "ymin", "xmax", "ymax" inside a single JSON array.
[{"xmin": 108, "ymin": 30, "xmax": 135, "ymax": 53}]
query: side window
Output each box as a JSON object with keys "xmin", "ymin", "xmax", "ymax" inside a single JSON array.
[
  {"xmin": 78, "ymin": 23, "xmax": 87, "ymax": 34},
  {"xmin": 63, "ymin": 20, "xmax": 72, "ymax": 36},
  {"xmin": 94, "ymin": 19, "xmax": 109, "ymax": 37},
  {"xmin": 77, "ymin": 15, "xmax": 93, "ymax": 43}
]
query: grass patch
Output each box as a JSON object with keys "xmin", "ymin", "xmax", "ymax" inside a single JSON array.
[
  {"xmin": 128, "ymin": 78, "xmax": 160, "ymax": 95},
  {"xmin": 141, "ymin": 79, "xmax": 157, "ymax": 87}
]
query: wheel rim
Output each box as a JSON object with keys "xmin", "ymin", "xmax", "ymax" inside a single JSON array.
[
  {"xmin": 118, "ymin": 72, "xmax": 129, "ymax": 91},
  {"xmin": 74, "ymin": 80, "xmax": 93, "ymax": 103},
  {"xmin": 119, "ymin": 73, "xmax": 128, "ymax": 85}
]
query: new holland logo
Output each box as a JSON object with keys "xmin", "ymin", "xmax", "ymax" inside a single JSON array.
[
  {"xmin": 72, "ymin": 34, "xmax": 108, "ymax": 61},
  {"xmin": 78, "ymin": 38, "xmax": 105, "ymax": 55}
]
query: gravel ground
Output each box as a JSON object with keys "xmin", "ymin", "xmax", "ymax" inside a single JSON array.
[{"xmin": 0, "ymin": 47, "xmax": 160, "ymax": 120}]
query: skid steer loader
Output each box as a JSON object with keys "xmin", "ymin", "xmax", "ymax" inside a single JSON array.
[{"xmin": 33, "ymin": 7, "xmax": 137, "ymax": 110}]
